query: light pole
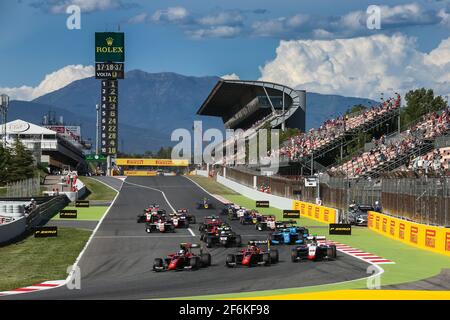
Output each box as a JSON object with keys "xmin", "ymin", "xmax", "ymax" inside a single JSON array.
[{"xmin": 0, "ymin": 94, "xmax": 9, "ymax": 148}]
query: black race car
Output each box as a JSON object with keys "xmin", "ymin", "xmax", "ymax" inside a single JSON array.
[
  {"xmin": 175, "ymin": 209, "xmax": 197, "ymax": 224},
  {"xmin": 291, "ymin": 236, "xmax": 337, "ymax": 262},
  {"xmin": 201, "ymin": 225, "xmax": 242, "ymax": 248},
  {"xmin": 346, "ymin": 204, "xmax": 373, "ymax": 226}
]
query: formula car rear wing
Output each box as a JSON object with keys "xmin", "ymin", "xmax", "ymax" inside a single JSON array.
[{"xmin": 306, "ymin": 236, "xmax": 326, "ymax": 240}]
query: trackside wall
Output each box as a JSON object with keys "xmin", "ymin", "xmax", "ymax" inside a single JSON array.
[
  {"xmin": 292, "ymin": 200, "xmax": 338, "ymax": 224},
  {"xmin": 368, "ymin": 211, "xmax": 450, "ymax": 257}
]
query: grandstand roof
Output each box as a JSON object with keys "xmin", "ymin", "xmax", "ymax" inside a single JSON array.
[
  {"xmin": 0, "ymin": 119, "xmax": 57, "ymax": 135},
  {"xmin": 197, "ymin": 80, "xmax": 304, "ymax": 122}
]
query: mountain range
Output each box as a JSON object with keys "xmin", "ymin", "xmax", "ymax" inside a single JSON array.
[{"xmin": 10, "ymin": 70, "xmax": 377, "ymax": 153}]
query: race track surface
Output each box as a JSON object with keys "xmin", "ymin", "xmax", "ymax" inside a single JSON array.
[{"xmin": 3, "ymin": 176, "xmax": 370, "ymax": 300}]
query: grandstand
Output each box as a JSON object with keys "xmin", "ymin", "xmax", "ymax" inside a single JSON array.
[
  {"xmin": 198, "ymin": 80, "xmax": 306, "ymax": 168},
  {"xmin": 277, "ymin": 94, "xmax": 401, "ymax": 174},
  {"xmin": 330, "ymin": 108, "xmax": 450, "ymax": 179},
  {"xmin": 198, "ymin": 80, "xmax": 306, "ymax": 132}
]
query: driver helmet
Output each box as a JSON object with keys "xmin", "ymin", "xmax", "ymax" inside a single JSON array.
[{"xmin": 178, "ymin": 249, "xmax": 185, "ymax": 255}]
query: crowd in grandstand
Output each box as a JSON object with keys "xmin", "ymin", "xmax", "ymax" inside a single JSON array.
[
  {"xmin": 407, "ymin": 148, "xmax": 449, "ymax": 173},
  {"xmin": 330, "ymin": 108, "xmax": 450, "ymax": 178},
  {"xmin": 278, "ymin": 94, "xmax": 401, "ymax": 161}
]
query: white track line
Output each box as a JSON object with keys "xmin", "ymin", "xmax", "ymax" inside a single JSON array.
[
  {"xmin": 123, "ymin": 180, "xmax": 176, "ymax": 212},
  {"xmin": 93, "ymin": 235, "xmax": 195, "ymax": 239},
  {"xmin": 187, "ymin": 228, "xmax": 196, "ymax": 236},
  {"xmin": 183, "ymin": 176, "xmax": 228, "ymax": 204},
  {"xmin": 90, "ymin": 176, "xmax": 124, "ymax": 192}
]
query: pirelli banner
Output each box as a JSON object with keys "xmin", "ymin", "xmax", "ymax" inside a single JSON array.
[
  {"xmin": 124, "ymin": 170, "xmax": 157, "ymax": 176},
  {"xmin": 368, "ymin": 211, "xmax": 450, "ymax": 257},
  {"xmin": 117, "ymin": 159, "xmax": 189, "ymax": 167},
  {"xmin": 292, "ymin": 200, "xmax": 338, "ymax": 224}
]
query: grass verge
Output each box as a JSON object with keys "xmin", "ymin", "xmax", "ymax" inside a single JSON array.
[
  {"xmin": 0, "ymin": 227, "xmax": 91, "ymax": 291},
  {"xmin": 79, "ymin": 176, "xmax": 117, "ymax": 201},
  {"xmin": 188, "ymin": 176, "xmax": 238, "ymax": 195},
  {"xmin": 182, "ymin": 175, "xmax": 450, "ymax": 299},
  {"xmin": 51, "ymin": 206, "xmax": 108, "ymax": 221}
]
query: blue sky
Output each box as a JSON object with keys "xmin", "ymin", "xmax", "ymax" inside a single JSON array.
[{"xmin": 0, "ymin": 0, "xmax": 449, "ymax": 100}]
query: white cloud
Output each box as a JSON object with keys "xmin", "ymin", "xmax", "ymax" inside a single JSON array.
[
  {"xmin": 128, "ymin": 12, "xmax": 148, "ymax": 24},
  {"xmin": 0, "ymin": 65, "xmax": 94, "ymax": 101},
  {"xmin": 197, "ymin": 11, "xmax": 244, "ymax": 27},
  {"xmin": 258, "ymin": 33, "xmax": 450, "ymax": 99},
  {"xmin": 221, "ymin": 73, "xmax": 240, "ymax": 80},
  {"xmin": 251, "ymin": 3, "xmax": 444, "ymax": 38},
  {"xmin": 151, "ymin": 6, "xmax": 189, "ymax": 23},
  {"xmin": 187, "ymin": 26, "xmax": 241, "ymax": 39},
  {"xmin": 35, "ymin": 0, "xmax": 126, "ymax": 14}
]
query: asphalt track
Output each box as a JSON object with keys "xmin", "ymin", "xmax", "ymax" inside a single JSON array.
[{"xmin": 4, "ymin": 176, "xmax": 370, "ymax": 300}]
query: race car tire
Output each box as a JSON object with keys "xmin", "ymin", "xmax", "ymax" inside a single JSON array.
[
  {"xmin": 234, "ymin": 235, "xmax": 242, "ymax": 247},
  {"xmin": 200, "ymin": 253, "xmax": 212, "ymax": 267},
  {"xmin": 270, "ymin": 249, "xmax": 279, "ymax": 263},
  {"xmin": 206, "ymin": 236, "xmax": 213, "ymax": 248},
  {"xmin": 291, "ymin": 249, "xmax": 298, "ymax": 262},
  {"xmin": 327, "ymin": 245, "xmax": 337, "ymax": 259},
  {"xmin": 153, "ymin": 258, "xmax": 163, "ymax": 271},
  {"xmin": 226, "ymin": 254, "xmax": 236, "ymax": 268},
  {"xmin": 190, "ymin": 257, "xmax": 200, "ymax": 270},
  {"xmin": 262, "ymin": 253, "xmax": 271, "ymax": 266}
]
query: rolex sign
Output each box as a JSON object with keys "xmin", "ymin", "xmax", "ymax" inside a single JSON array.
[{"xmin": 95, "ymin": 32, "xmax": 125, "ymax": 62}]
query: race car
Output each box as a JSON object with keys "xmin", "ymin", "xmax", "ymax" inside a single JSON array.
[
  {"xmin": 255, "ymin": 215, "xmax": 277, "ymax": 231},
  {"xmin": 175, "ymin": 208, "xmax": 197, "ymax": 224},
  {"xmin": 291, "ymin": 236, "xmax": 337, "ymax": 262},
  {"xmin": 169, "ymin": 213, "xmax": 190, "ymax": 228},
  {"xmin": 198, "ymin": 215, "xmax": 223, "ymax": 232},
  {"xmin": 136, "ymin": 207, "xmax": 167, "ymax": 223},
  {"xmin": 225, "ymin": 240, "xmax": 279, "ymax": 267},
  {"xmin": 145, "ymin": 216, "xmax": 175, "ymax": 233},
  {"xmin": 239, "ymin": 210, "xmax": 261, "ymax": 225},
  {"xmin": 221, "ymin": 203, "xmax": 236, "ymax": 215},
  {"xmin": 201, "ymin": 225, "xmax": 242, "ymax": 248},
  {"xmin": 197, "ymin": 198, "xmax": 215, "ymax": 209},
  {"xmin": 269, "ymin": 226, "xmax": 309, "ymax": 245},
  {"xmin": 225, "ymin": 204, "xmax": 241, "ymax": 220},
  {"xmin": 153, "ymin": 243, "xmax": 212, "ymax": 272}
]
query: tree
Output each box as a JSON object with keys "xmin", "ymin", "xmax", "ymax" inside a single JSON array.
[
  {"xmin": 8, "ymin": 137, "xmax": 35, "ymax": 182},
  {"xmin": 401, "ymin": 88, "xmax": 447, "ymax": 129},
  {"xmin": 345, "ymin": 104, "xmax": 367, "ymax": 116},
  {"xmin": 156, "ymin": 147, "xmax": 173, "ymax": 159},
  {"xmin": 0, "ymin": 143, "xmax": 11, "ymax": 185}
]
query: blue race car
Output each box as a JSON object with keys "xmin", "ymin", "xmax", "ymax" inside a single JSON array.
[{"xmin": 269, "ymin": 226, "xmax": 309, "ymax": 245}]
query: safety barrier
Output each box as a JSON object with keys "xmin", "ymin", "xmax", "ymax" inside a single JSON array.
[
  {"xmin": 292, "ymin": 200, "xmax": 339, "ymax": 224},
  {"xmin": 368, "ymin": 211, "xmax": 450, "ymax": 257}
]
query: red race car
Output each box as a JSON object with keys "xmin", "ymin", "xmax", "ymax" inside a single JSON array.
[
  {"xmin": 198, "ymin": 215, "xmax": 223, "ymax": 232},
  {"xmin": 226, "ymin": 240, "xmax": 279, "ymax": 267},
  {"xmin": 153, "ymin": 243, "xmax": 212, "ymax": 271}
]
